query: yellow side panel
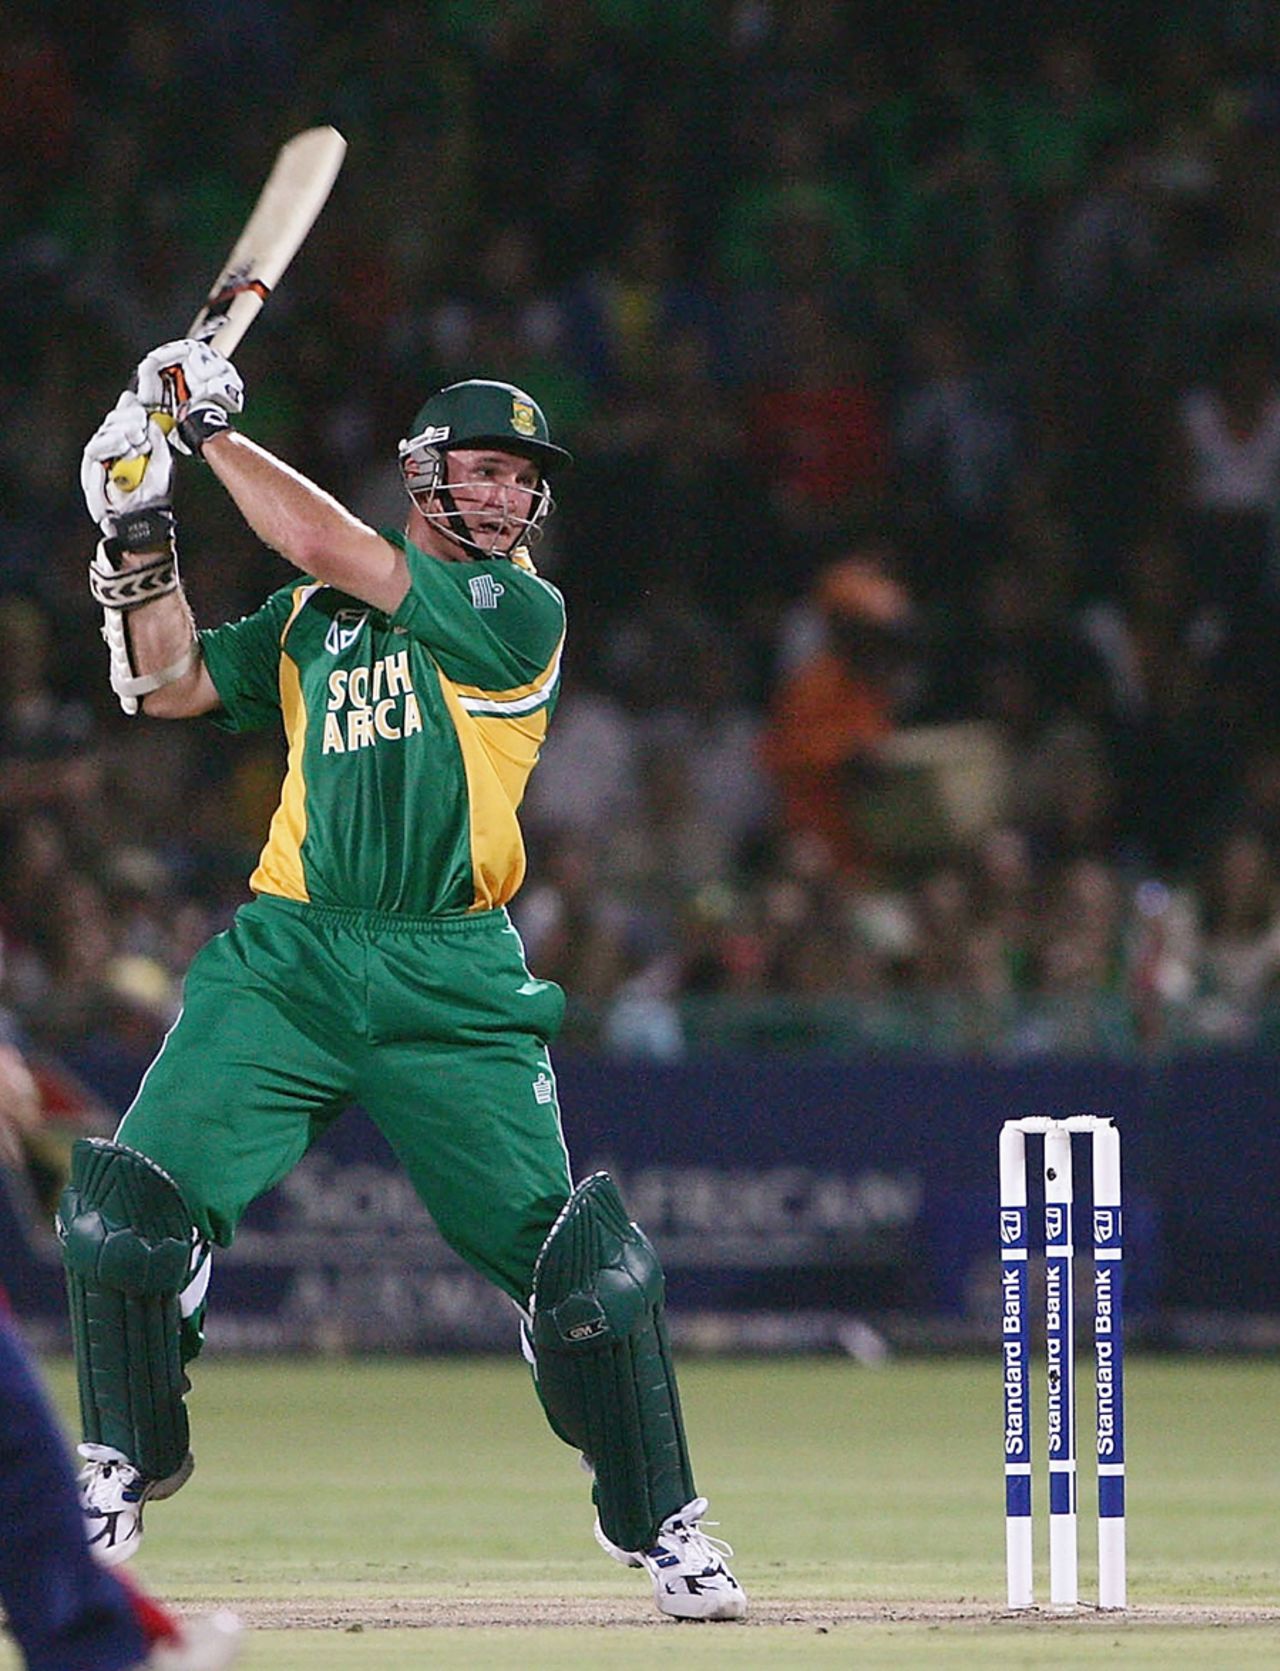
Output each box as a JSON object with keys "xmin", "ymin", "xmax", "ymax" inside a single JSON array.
[
  {"xmin": 248, "ymin": 651, "xmax": 309, "ymax": 902},
  {"xmin": 436, "ymin": 672, "xmax": 549, "ymax": 909},
  {"xmin": 470, "ymin": 708, "xmax": 548, "ymax": 809}
]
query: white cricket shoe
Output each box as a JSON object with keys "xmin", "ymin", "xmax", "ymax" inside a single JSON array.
[
  {"xmin": 77, "ymin": 1442, "xmax": 194, "ymax": 1567},
  {"xmin": 595, "ymin": 1496, "xmax": 747, "ymax": 1620},
  {"xmin": 77, "ymin": 1443, "xmax": 151, "ymax": 1566},
  {"xmin": 144, "ymin": 1611, "xmax": 245, "ymax": 1670}
]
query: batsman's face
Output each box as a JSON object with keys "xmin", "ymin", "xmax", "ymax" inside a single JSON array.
[{"xmin": 439, "ymin": 448, "xmax": 540, "ymax": 555}]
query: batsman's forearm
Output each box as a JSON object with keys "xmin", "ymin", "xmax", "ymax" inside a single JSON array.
[
  {"xmin": 126, "ymin": 586, "xmax": 216, "ymax": 717},
  {"xmin": 203, "ymin": 432, "xmax": 409, "ymax": 612}
]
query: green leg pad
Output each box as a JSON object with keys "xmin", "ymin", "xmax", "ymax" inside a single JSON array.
[
  {"xmin": 531, "ymin": 1172, "xmax": 695, "ymax": 1552},
  {"xmin": 57, "ymin": 1138, "xmax": 194, "ymax": 1484}
]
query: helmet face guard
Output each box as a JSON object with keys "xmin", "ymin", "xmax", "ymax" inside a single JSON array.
[
  {"xmin": 398, "ymin": 436, "xmax": 555, "ymax": 555},
  {"xmin": 397, "ymin": 379, "xmax": 571, "ymax": 559}
]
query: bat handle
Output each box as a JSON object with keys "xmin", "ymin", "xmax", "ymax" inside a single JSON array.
[
  {"xmin": 108, "ymin": 412, "xmax": 176, "ymax": 493},
  {"xmin": 110, "ymin": 454, "xmax": 150, "ymax": 492}
]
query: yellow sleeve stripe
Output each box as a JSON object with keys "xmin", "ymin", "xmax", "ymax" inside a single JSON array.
[{"xmin": 453, "ymin": 631, "xmax": 564, "ymax": 715}]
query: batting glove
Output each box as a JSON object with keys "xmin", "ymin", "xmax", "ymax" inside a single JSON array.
[
  {"xmin": 81, "ymin": 392, "xmax": 175, "ymax": 552},
  {"xmin": 134, "ymin": 338, "xmax": 244, "ymax": 457}
]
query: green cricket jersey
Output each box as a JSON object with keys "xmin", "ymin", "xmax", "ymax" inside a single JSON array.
[{"xmin": 198, "ymin": 532, "xmax": 565, "ymax": 915}]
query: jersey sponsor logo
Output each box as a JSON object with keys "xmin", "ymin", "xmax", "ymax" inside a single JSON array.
[
  {"xmin": 324, "ymin": 608, "xmax": 369, "ymax": 655},
  {"xmin": 468, "ymin": 574, "xmax": 505, "ymax": 610},
  {"xmin": 533, "ymin": 1070, "xmax": 555, "ymax": 1105},
  {"xmin": 322, "ymin": 649, "xmax": 423, "ymax": 754}
]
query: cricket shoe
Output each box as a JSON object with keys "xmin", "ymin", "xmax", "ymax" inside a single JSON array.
[
  {"xmin": 142, "ymin": 1611, "xmax": 245, "ymax": 1670},
  {"xmin": 595, "ymin": 1496, "xmax": 747, "ymax": 1620},
  {"xmin": 78, "ymin": 1442, "xmax": 192, "ymax": 1567}
]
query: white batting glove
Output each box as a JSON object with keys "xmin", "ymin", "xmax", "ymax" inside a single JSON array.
[
  {"xmin": 81, "ymin": 392, "xmax": 174, "ymax": 531},
  {"xmin": 134, "ymin": 338, "xmax": 244, "ymax": 455}
]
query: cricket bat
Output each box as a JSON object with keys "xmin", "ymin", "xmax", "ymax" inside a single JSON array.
[{"xmin": 110, "ymin": 125, "xmax": 347, "ymax": 491}]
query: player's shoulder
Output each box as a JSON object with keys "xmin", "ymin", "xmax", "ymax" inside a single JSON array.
[
  {"xmin": 449, "ymin": 558, "xmax": 564, "ymax": 626},
  {"xmin": 281, "ymin": 581, "xmax": 396, "ymax": 657},
  {"xmin": 501, "ymin": 559, "xmax": 565, "ymax": 614}
]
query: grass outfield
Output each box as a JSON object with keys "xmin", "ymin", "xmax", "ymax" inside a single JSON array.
[{"xmin": 6, "ymin": 1355, "xmax": 1278, "ymax": 1667}]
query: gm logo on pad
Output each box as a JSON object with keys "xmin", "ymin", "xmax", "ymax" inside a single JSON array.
[{"xmin": 566, "ymin": 1317, "xmax": 607, "ymax": 1342}]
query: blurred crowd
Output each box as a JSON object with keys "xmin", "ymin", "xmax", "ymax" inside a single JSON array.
[{"xmin": 7, "ymin": 0, "xmax": 1280, "ymax": 1101}]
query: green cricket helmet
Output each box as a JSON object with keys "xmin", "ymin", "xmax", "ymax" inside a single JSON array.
[{"xmin": 398, "ymin": 379, "xmax": 571, "ymax": 555}]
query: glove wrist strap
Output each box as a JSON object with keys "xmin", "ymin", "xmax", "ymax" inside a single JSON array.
[
  {"xmin": 104, "ymin": 506, "xmax": 176, "ymax": 562},
  {"xmin": 177, "ymin": 405, "xmax": 233, "ymax": 458}
]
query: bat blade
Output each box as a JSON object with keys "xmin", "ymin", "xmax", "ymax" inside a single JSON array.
[
  {"xmin": 189, "ymin": 125, "xmax": 347, "ymax": 356},
  {"xmin": 108, "ymin": 126, "xmax": 346, "ymax": 492}
]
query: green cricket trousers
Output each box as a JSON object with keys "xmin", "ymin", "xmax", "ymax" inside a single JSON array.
[{"xmin": 117, "ymin": 894, "xmax": 573, "ymax": 1319}]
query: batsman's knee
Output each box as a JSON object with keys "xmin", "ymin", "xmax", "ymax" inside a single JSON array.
[
  {"xmin": 532, "ymin": 1173, "xmax": 663, "ymax": 1348},
  {"xmin": 59, "ymin": 1137, "xmax": 194, "ymax": 1294}
]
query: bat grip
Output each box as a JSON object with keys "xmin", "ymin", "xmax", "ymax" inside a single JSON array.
[{"xmin": 109, "ymin": 413, "xmax": 176, "ymax": 493}]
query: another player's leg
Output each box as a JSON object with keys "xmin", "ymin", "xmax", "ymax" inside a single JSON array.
[
  {"xmin": 0, "ymin": 1307, "xmax": 244, "ymax": 1670},
  {"xmin": 529, "ymin": 1172, "xmax": 747, "ymax": 1620},
  {"xmin": 0, "ymin": 1303, "xmax": 151, "ymax": 1666},
  {"xmin": 119, "ymin": 1570, "xmax": 245, "ymax": 1671}
]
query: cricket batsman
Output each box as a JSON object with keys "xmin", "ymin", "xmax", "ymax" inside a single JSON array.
[{"xmin": 61, "ymin": 339, "xmax": 745, "ymax": 1621}]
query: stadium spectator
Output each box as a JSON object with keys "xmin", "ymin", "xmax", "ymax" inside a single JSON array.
[
  {"xmin": 562, "ymin": 207, "xmax": 730, "ymax": 393},
  {"xmin": 1163, "ymin": 315, "xmax": 1280, "ymax": 622},
  {"xmin": 718, "ymin": 105, "xmax": 873, "ymax": 293},
  {"xmin": 878, "ymin": 34, "xmax": 1016, "ymax": 321},
  {"xmin": 998, "ymin": 30, "xmax": 1134, "ymax": 232},
  {"xmin": 1193, "ymin": 825, "xmax": 1280, "ymax": 1039},
  {"xmin": 744, "ymin": 297, "xmax": 892, "ymax": 556},
  {"xmin": 0, "ymin": 596, "xmax": 100, "ymax": 817},
  {"xmin": 891, "ymin": 313, "xmax": 1022, "ymax": 607},
  {"xmin": 760, "ymin": 550, "xmax": 918, "ymax": 881}
]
